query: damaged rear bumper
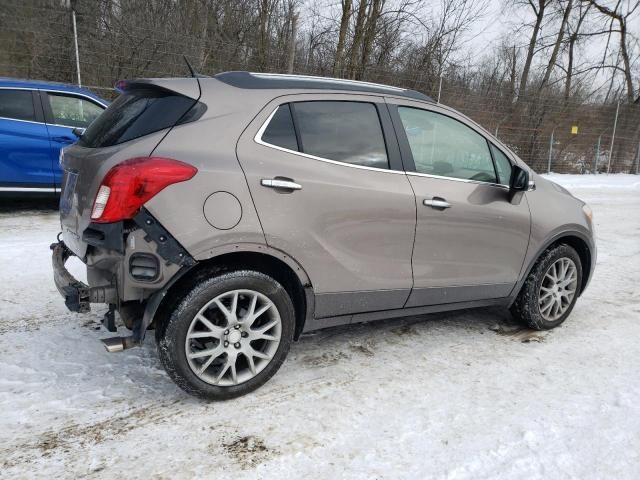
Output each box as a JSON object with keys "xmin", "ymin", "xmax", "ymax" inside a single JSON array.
[{"xmin": 51, "ymin": 241, "xmax": 117, "ymax": 313}]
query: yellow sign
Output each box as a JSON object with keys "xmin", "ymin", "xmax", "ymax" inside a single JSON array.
[{"xmin": 571, "ymin": 126, "xmax": 578, "ymax": 134}]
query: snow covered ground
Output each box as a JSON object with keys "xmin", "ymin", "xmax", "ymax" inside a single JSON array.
[{"xmin": 1, "ymin": 174, "xmax": 639, "ymax": 479}]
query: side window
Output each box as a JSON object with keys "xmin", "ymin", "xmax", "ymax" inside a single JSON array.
[
  {"xmin": 490, "ymin": 144, "xmax": 513, "ymax": 185},
  {"xmin": 261, "ymin": 104, "xmax": 299, "ymax": 151},
  {"xmin": 0, "ymin": 89, "xmax": 36, "ymax": 121},
  {"xmin": 293, "ymin": 101, "xmax": 389, "ymax": 169},
  {"xmin": 398, "ymin": 107, "xmax": 497, "ymax": 183},
  {"xmin": 47, "ymin": 93, "xmax": 104, "ymax": 128}
]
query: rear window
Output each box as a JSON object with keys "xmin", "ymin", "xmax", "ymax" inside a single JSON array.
[
  {"xmin": 78, "ymin": 87, "xmax": 197, "ymax": 148},
  {"xmin": 0, "ymin": 89, "xmax": 36, "ymax": 121}
]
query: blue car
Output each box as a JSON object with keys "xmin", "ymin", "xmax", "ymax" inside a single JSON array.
[{"xmin": 0, "ymin": 78, "xmax": 108, "ymax": 195}]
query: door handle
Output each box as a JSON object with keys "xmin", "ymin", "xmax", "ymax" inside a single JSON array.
[
  {"xmin": 261, "ymin": 178, "xmax": 302, "ymax": 191},
  {"xmin": 423, "ymin": 197, "xmax": 451, "ymax": 209}
]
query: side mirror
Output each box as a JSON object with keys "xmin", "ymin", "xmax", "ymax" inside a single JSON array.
[
  {"xmin": 72, "ymin": 127, "xmax": 85, "ymax": 138},
  {"xmin": 510, "ymin": 165, "xmax": 529, "ymax": 191},
  {"xmin": 509, "ymin": 165, "xmax": 529, "ymax": 202}
]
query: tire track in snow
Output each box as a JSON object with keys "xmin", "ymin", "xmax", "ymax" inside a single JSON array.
[{"xmin": 1, "ymin": 400, "xmax": 183, "ymax": 469}]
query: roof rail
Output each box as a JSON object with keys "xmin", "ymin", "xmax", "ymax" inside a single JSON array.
[{"xmin": 213, "ymin": 71, "xmax": 432, "ymax": 102}]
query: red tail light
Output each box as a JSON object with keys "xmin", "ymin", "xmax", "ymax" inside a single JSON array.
[{"xmin": 91, "ymin": 157, "xmax": 197, "ymax": 223}]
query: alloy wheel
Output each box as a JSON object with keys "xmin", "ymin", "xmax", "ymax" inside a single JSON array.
[
  {"xmin": 185, "ymin": 289, "xmax": 282, "ymax": 386},
  {"xmin": 538, "ymin": 257, "xmax": 578, "ymax": 321}
]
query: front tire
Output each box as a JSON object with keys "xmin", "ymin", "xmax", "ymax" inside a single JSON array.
[
  {"xmin": 511, "ymin": 244, "xmax": 583, "ymax": 330},
  {"xmin": 156, "ymin": 270, "xmax": 295, "ymax": 400}
]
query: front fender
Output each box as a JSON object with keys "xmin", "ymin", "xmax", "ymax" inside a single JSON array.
[{"xmin": 508, "ymin": 226, "xmax": 596, "ymax": 304}]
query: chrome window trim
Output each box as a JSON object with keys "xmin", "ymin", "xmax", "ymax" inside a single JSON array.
[
  {"xmin": 255, "ymin": 104, "xmax": 530, "ymax": 190},
  {"xmin": 405, "ymin": 171, "xmax": 510, "ymax": 190},
  {"xmin": 0, "ymin": 86, "xmax": 33, "ymax": 91},
  {"xmin": 0, "ymin": 116, "xmax": 44, "ymax": 126},
  {"xmin": 0, "ymin": 186, "xmax": 58, "ymax": 192},
  {"xmin": 254, "ymin": 106, "xmax": 405, "ymax": 175}
]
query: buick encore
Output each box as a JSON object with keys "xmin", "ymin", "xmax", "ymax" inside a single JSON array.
[{"xmin": 52, "ymin": 72, "xmax": 596, "ymax": 399}]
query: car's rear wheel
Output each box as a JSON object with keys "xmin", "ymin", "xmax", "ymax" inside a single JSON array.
[
  {"xmin": 511, "ymin": 244, "xmax": 583, "ymax": 330},
  {"xmin": 156, "ymin": 270, "xmax": 295, "ymax": 400}
]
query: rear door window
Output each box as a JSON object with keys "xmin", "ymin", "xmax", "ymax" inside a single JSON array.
[
  {"xmin": 293, "ymin": 101, "xmax": 389, "ymax": 169},
  {"xmin": 261, "ymin": 104, "xmax": 299, "ymax": 151},
  {"xmin": 78, "ymin": 87, "xmax": 197, "ymax": 148},
  {"xmin": 0, "ymin": 89, "xmax": 36, "ymax": 121},
  {"xmin": 46, "ymin": 92, "xmax": 104, "ymax": 128}
]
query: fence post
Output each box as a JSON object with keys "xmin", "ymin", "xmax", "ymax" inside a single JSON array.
[
  {"xmin": 71, "ymin": 1, "xmax": 82, "ymax": 87},
  {"xmin": 607, "ymin": 101, "xmax": 619, "ymax": 174},
  {"xmin": 437, "ymin": 74, "xmax": 443, "ymax": 104},
  {"xmin": 594, "ymin": 135, "xmax": 601, "ymax": 174},
  {"xmin": 547, "ymin": 128, "xmax": 555, "ymax": 174},
  {"xmin": 635, "ymin": 141, "xmax": 640, "ymax": 175}
]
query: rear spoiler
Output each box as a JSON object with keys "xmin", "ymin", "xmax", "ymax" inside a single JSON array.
[{"xmin": 114, "ymin": 78, "xmax": 201, "ymax": 101}]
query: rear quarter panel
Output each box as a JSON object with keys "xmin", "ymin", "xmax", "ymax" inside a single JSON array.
[{"xmin": 145, "ymin": 80, "xmax": 270, "ymax": 259}]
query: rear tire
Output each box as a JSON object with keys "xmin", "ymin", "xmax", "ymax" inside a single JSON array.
[
  {"xmin": 156, "ymin": 270, "xmax": 295, "ymax": 400},
  {"xmin": 511, "ymin": 244, "xmax": 582, "ymax": 330}
]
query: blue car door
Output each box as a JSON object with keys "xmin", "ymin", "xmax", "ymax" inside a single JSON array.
[
  {"xmin": 40, "ymin": 91, "xmax": 105, "ymax": 188},
  {"xmin": 0, "ymin": 89, "xmax": 54, "ymax": 191}
]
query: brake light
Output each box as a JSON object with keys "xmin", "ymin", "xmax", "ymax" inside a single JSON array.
[{"xmin": 91, "ymin": 157, "xmax": 197, "ymax": 223}]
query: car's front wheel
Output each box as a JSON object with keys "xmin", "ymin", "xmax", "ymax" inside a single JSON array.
[
  {"xmin": 156, "ymin": 270, "xmax": 295, "ymax": 400},
  {"xmin": 511, "ymin": 244, "xmax": 583, "ymax": 330}
]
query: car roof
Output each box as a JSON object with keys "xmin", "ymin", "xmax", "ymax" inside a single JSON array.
[
  {"xmin": 0, "ymin": 77, "xmax": 107, "ymax": 103},
  {"xmin": 213, "ymin": 71, "xmax": 433, "ymax": 102}
]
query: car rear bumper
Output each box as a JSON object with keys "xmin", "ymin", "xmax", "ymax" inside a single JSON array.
[{"xmin": 51, "ymin": 241, "xmax": 117, "ymax": 313}]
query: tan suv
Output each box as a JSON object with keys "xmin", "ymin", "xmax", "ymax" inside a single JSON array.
[{"xmin": 52, "ymin": 72, "xmax": 596, "ymax": 399}]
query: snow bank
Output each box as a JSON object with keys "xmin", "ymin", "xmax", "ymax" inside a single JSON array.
[{"xmin": 542, "ymin": 173, "xmax": 640, "ymax": 190}]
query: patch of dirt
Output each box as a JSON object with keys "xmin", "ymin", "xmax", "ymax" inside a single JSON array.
[
  {"xmin": 222, "ymin": 435, "xmax": 277, "ymax": 469},
  {"xmin": 301, "ymin": 351, "xmax": 351, "ymax": 368},
  {"xmin": 489, "ymin": 324, "xmax": 547, "ymax": 343},
  {"xmin": 1, "ymin": 401, "xmax": 181, "ymax": 468},
  {"xmin": 349, "ymin": 341, "xmax": 375, "ymax": 356},
  {"xmin": 391, "ymin": 324, "xmax": 420, "ymax": 337}
]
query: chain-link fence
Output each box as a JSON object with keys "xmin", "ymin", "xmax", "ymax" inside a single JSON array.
[{"xmin": 2, "ymin": 0, "xmax": 639, "ymax": 174}]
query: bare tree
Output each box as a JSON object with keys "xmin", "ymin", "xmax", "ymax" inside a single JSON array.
[
  {"xmin": 539, "ymin": 0, "xmax": 573, "ymax": 92},
  {"xmin": 586, "ymin": 0, "xmax": 639, "ymax": 102},
  {"xmin": 515, "ymin": 0, "xmax": 551, "ymax": 99},
  {"xmin": 564, "ymin": 1, "xmax": 591, "ymax": 99}
]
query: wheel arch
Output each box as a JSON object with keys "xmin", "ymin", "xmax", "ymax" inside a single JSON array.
[
  {"xmin": 150, "ymin": 246, "xmax": 314, "ymax": 342},
  {"xmin": 510, "ymin": 230, "xmax": 594, "ymax": 305}
]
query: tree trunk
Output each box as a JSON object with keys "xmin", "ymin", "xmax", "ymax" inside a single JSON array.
[
  {"xmin": 509, "ymin": 44, "xmax": 517, "ymax": 103},
  {"xmin": 539, "ymin": 0, "xmax": 572, "ymax": 92},
  {"xmin": 347, "ymin": 0, "xmax": 368, "ymax": 79},
  {"xmin": 564, "ymin": 33, "xmax": 576, "ymax": 100},
  {"xmin": 333, "ymin": 0, "xmax": 352, "ymax": 77},
  {"xmin": 287, "ymin": 8, "xmax": 297, "ymax": 74},
  {"xmin": 518, "ymin": 0, "xmax": 546, "ymax": 100},
  {"xmin": 357, "ymin": 0, "xmax": 383, "ymax": 80},
  {"xmin": 258, "ymin": 0, "xmax": 269, "ymax": 71},
  {"xmin": 618, "ymin": 18, "xmax": 633, "ymax": 103}
]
